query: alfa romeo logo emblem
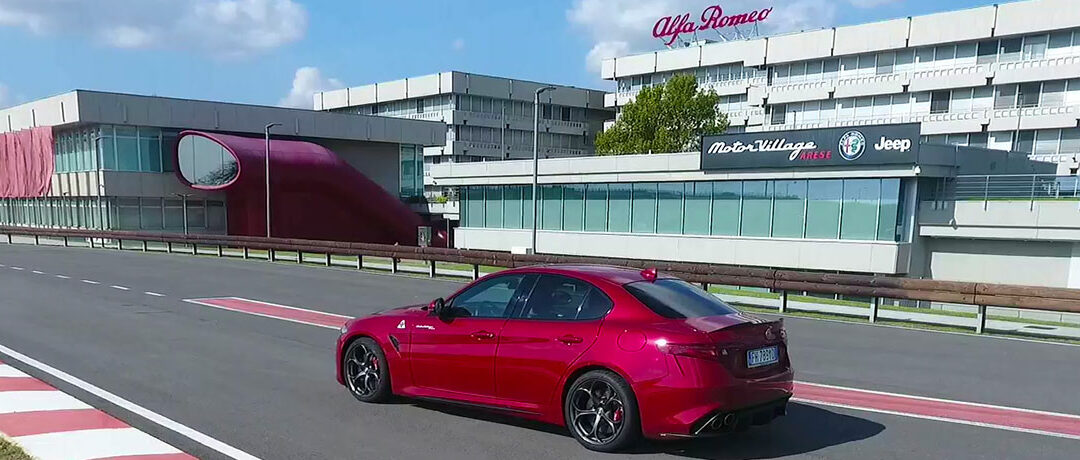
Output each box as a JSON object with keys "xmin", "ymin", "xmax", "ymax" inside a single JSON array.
[{"xmin": 838, "ymin": 130, "xmax": 867, "ymax": 161}]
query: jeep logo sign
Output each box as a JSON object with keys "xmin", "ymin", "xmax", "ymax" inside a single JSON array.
[
  {"xmin": 700, "ymin": 124, "xmax": 921, "ymax": 170},
  {"xmin": 875, "ymin": 136, "xmax": 913, "ymax": 152}
]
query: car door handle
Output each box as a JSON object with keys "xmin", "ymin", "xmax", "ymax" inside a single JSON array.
[
  {"xmin": 557, "ymin": 335, "xmax": 583, "ymax": 344},
  {"xmin": 470, "ymin": 331, "xmax": 496, "ymax": 340}
]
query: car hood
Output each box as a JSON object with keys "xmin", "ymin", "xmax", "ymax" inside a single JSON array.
[{"xmin": 369, "ymin": 303, "xmax": 428, "ymax": 317}]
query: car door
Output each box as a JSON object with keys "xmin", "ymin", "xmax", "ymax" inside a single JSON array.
[
  {"xmin": 409, "ymin": 273, "xmax": 527, "ymax": 398},
  {"xmin": 495, "ymin": 274, "xmax": 614, "ymax": 408}
]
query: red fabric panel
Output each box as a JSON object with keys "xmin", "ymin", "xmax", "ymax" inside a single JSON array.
[{"xmin": 0, "ymin": 126, "xmax": 55, "ymax": 198}]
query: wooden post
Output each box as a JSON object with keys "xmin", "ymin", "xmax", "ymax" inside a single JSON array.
[
  {"xmin": 472, "ymin": 264, "xmax": 480, "ymax": 280},
  {"xmin": 243, "ymin": 247, "xmax": 249, "ymax": 259},
  {"xmin": 975, "ymin": 305, "xmax": 987, "ymax": 334},
  {"xmin": 142, "ymin": 240, "xmax": 148, "ymax": 252},
  {"xmin": 391, "ymin": 257, "xmax": 398, "ymax": 273},
  {"xmin": 325, "ymin": 253, "xmax": 331, "ymax": 266},
  {"xmin": 166, "ymin": 241, "xmax": 171, "ymax": 253},
  {"xmin": 357, "ymin": 255, "xmax": 363, "ymax": 270},
  {"xmin": 429, "ymin": 260, "xmax": 437, "ymax": 278},
  {"xmin": 779, "ymin": 291, "xmax": 788, "ymax": 313},
  {"xmin": 63, "ymin": 236, "xmax": 69, "ymax": 247},
  {"xmin": 869, "ymin": 297, "xmax": 879, "ymax": 323},
  {"xmin": 217, "ymin": 244, "xmax": 223, "ymax": 257},
  {"xmin": 297, "ymin": 252, "xmax": 303, "ymax": 264},
  {"xmin": 269, "ymin": 248, "xmax": 276, "ymax": 262}
]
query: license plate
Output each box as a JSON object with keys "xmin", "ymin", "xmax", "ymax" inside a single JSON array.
[{"xmin": 746, "ymin": 346, "xmax": 779, "ymax": 368}]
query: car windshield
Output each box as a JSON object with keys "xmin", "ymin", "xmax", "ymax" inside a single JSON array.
[{"xmin": 624, "ymin": 279, "xmax": 739, "ymax": 319}]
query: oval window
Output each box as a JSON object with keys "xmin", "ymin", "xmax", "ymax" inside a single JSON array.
[{"xmin": 178, "ymin": 135, "xmax": 239, "ymax": 187}]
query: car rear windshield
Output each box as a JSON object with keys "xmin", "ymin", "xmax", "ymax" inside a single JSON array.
[{"xmin": 624, "ymin": 279, "xmax": 739, "ymax": 319}]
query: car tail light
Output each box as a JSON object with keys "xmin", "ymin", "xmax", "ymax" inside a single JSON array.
[{"xmin": 657, "ymin": 340, "xmax": 719, "ymax": 360}]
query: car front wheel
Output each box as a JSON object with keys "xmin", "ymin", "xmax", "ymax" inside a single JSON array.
[
  {"xmin": 564, "ymin": 370, "xmax": 641, "ymax": 452},
  {"xmin": 343, "ymin": 337, "xmax": 391, "ymax": 403}
]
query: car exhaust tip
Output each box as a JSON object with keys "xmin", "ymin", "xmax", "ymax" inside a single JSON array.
[{"xmin": 722, "ymin": 413, "xmax": 737, "ymax": 427}]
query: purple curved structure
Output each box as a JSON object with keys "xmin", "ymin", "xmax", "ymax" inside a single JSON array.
[{"xmin": 174, "ymin": 130, "xmax": 423, "ymax": 245}]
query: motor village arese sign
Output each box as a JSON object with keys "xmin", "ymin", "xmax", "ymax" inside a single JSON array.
[
  {"xmin": 653, "ymin": 4, "xmax": 773, "ymax": 46},
  {"xmin": 700, "ymin": 124, "xmax": 922, "ymax": 170}
]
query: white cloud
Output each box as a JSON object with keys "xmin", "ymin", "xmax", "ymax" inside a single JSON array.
[
  {"xmin": 0, "ymin": 0, "xmax": 307, "ymax": 58},
  {"xmin": 567, "ymin": 0, "xmax": 891, "ymax": 75},
  {"xmin": 279, "ymin": 66, "xmax": 344, "ymax": 109},
  {"xmin": 452, "ymin": 37, "xmax": 465, "ymax": 51},
  {"xmin": 0, "ymin": 83, "xmax": 11, "ymax": 109}
]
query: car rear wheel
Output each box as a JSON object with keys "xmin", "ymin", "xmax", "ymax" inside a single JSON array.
[
  {"xmin": 343, "ymin": 337, "xmax": 391, "ymax": 403},
  {"xmin": 564, "ymin": 370, "xmax": 640, "ymax": 452}
]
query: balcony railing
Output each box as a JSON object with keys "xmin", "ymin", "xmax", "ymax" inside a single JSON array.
[
  {"xmin": 925, "ymin": 174, "xmax": 1080, "ymax": 211},
  {"xmin": 761, "ymin": 103, "xmax": 1080, "ymax": 132},
  {"xmin": 996, "ymin": 55, "xmax": 1080, "ymax": 72}
]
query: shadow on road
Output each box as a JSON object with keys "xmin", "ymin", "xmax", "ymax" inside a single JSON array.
[
  {"xmin": 411, "ymin": 400, "xmax": 883, "ymax": 459},
  {"xmin": 634, "ymin": 402, "xmax": 885, "ymax": 459}
]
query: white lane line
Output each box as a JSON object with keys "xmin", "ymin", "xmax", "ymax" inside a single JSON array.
[
  {"xmin": 144, "ymin": 291, "xmax": 166, "ymax": 297},
  {"xmin": 15, "ymin": 427, "xmax": 182, "ymax": 460},
  {"xmin": 0, "ymin": 343, "xmax": 261, "ymax": 460},
  {"xmin": 11, "ymin": 266, "xmax": 24, "ymax": 270},
  {"xmin": 0, "ymin": 391, "xmax": 93, "ymax": 414},
  {"xmin": 81, "ymin": 280, "xmax": 100, "ymax": 285},
  {"xmin": 55, "ymin": 275, "xmax": 70, "ymax": 279},
  {"xmin": 32, "ymin": 270, "xmax": 45, "ymax": 274},
  {"xmin": 110, "ymin": 285, "xmax": 130, "ymax": 291},
  {"xmin": 0, "ymin": 263, "xmax": 5, "ymax": 267},
  {"xmin": 0, "ymin": 363, "xmax": 30, "ymax": 377}
]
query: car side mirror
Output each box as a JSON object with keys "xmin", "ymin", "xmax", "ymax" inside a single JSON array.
[{"xmin": 430, "ymin": 297, "xmax": 448, "ymax": 318}]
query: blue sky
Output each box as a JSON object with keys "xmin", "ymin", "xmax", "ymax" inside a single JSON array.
[{"xmin": 0, "ymin": 0, "xmax": 1003, "ymax": 109}]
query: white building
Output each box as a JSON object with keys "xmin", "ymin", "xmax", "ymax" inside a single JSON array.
[
  {"xmin": 314, "ymin": 71, "xmax": 613, "ymax": 175},
  {"xmin": 602, "ymin": 0, "xmax": 1080, "ymax": 172}
]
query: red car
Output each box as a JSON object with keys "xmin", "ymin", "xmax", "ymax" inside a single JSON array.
[{"xmin": 336, "ymin": 265, "xmax": 793, "ymax": 451}]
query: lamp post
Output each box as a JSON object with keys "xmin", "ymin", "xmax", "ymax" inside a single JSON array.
[
  {"xmin": 173, "ymin": 193, "xmax": 192, "ymax": 235},
  {"xmin": 532, "ymin": 86, "xmax": 557, "ymax": 254},
  {"xmin": 264, "ymin": 123, "xmax": 281, "ymax": 238}
]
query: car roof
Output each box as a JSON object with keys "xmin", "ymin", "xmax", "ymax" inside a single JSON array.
[{"xmin": 499, "ymin": 264, "xmax": 661, "ymax": 285}]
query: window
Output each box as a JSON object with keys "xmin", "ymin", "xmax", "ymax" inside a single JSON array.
[
  {"xmin": 876, "ymin": 52, "xmax": 895, "ymax": 75},
  {"xmin": 1042, "ymin": 80, "xmax": 1066, "ymax": 107},
  {"xmin": 995, "ymin": 85, "xmax": 1017, "ymax": 109},
  {"xmin": 684, "ymin": 182, "xmax": 711, "ymax": 235},
  {"xmin": 465, "ymin": 186, "xmax": 484, "ymax": 227},
  {"xmin": 485, "ymin": 186, "xmax": 503, "ymax": 228},
  {"xmin": 1018, "ymin": 82, "xmax": 1041, "ymax": 107},
  {"xmin": 519, "ymin": 275, "xmax": 612, "ymax": 321},
  {"xmin": 711, "ymin": 181, "xmax": 740, "ymax": 236},
  {"xmin": 740, "ymin": 181, "xmax": 771, "ymax": 237},
  {"xmin": 584, "ymin": 184, "xmax": 608, "ymax": 232},
  {"xmin": 631, "ymin": 182, "xmax": 657, "ymax": 233},
  {"xmin": 878, "ymin": 179, "xmax": 901, "ymax": 242},
  {"xmin": 771, "ymin": 180, "xmax": 806, "ymax": 238},
  {"xmin": 805, "ymin": 180, "xmax": 842, "ymax": 239},
  {"xmin": 562, "ymin": 184, "xmax": 584, "ymax": 231},
  {"xmin": 1035, "ymin": 129, "xmax": 1061, "ymax": 155},
  {"xmin": 930, "ymin": 91, "xmax": 951, "ymax": 114},
  {"xmin": 1015, "ymin": 130, "xmax": 1035, "ymax": 153},
  {"xmin": 656, "ymin": 183, "xmax": 683, "ymax": 234},
  {"xmin": 625, "ymin": 279, "xmax": 738, "ymax": 319},
  {"xmin": 504, "ymin": 186, "xmax": 523, "ymax": 229},
  {"xmin": 895, "ymin": 49, "xmax": 915, "ymax": 73},
  {"xmin": 178, "ymin": 134, "xmax": 238, "ymax": 186},
  {"xmin": 541, "ymin": 185, "xmax": 562, "ymax": 230},
  {"xmin": 608, "ymin": 183, "xmax": 631, "ymax": 232},
  {"xmin": 977, "ymin": 40, "xmax": 998, "ymax": 64},
  {"xmin": 951, "ymin": 88, "xmax": 973, "ymax": 113},
  {"xmin": 840, "ymin": 179, "xmax": 880, "ymax": 240},
  {"xmin": 1000, "ymin": 38, "xmax": 1022, "ymax": 62},
  {"xmin": 770, "ymin": 104, "xmax": 787, "ymax": 125},
  {"xmin": 1023, "ymin": 35, "xmax": 1048, "ymax": 60},
  {"xmin": 968, "ymin": 132, "xmax": 989, "ymax": 148},
  {"xmin": 1049, "ymin": 32, "xmax": 1073, "ymax": 57},
  {"xmin": 450, "ymin": 274, "xmax": 525, "ymax": 318}
]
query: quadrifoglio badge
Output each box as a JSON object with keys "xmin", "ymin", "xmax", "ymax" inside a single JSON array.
[{"xmin": 837, "ymin": 131, "xmax": 867, "ymax": 161}]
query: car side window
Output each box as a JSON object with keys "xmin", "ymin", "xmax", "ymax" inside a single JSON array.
[
  {"xmin": 449, "ymin": 274, "xmax": 525, "ymax": 318},
  {"xmin": 519, "ymin": 274, "xmax": 613, "ymax": 321}
]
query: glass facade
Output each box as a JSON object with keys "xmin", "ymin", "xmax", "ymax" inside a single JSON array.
[
  {"xmin": 0, "ymin": 196, "xmax": 226, "ymax": 233},
  {"xmin": 399, "ymin": 144, "xmax": 423, "ymax": 198},
  {"xmin": 461, "ymin": 178, "xmax": 905, "ymax": 242},
  {"xmin": 54, "ymin": 125, "xmax": 175, "ymax": 174}
]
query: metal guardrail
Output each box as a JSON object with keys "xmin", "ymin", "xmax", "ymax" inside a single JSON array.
[{"xmin": 3, "ymin": 225, "xmax": 1080, "ymax": 335}]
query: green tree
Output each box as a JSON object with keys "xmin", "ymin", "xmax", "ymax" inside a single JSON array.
[{"xmin": 596, "ymin": 73, "xmax": 728, "ymax": 155}]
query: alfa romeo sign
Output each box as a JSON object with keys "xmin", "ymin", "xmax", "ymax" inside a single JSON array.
[{"xmin": 700, "ymin": 124, "xmax": 921, "ymax": 170}]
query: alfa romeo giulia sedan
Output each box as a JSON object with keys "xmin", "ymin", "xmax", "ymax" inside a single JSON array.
[{"xmin": 335, "ymin": 265, "xmax": 793, "ymax": 451}]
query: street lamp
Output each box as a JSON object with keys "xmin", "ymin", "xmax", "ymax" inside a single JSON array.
[
  {"xmin": 264, "ymin": 123, "xmax": 282, "ymax": 238},
  {"xmin": 532, "ymin": 86, "xmax": 557, "ymax": 254},
  {"xmin": 173, "ymin": 193, "xmax": 192, "ymax": 235}
]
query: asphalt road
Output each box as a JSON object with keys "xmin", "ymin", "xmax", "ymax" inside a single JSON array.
[{"xmin": 1, "ymin": 243, "xmax": 1078, "ymax": 460}]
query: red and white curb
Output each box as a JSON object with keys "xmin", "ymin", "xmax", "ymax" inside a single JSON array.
[{"xmin": 0, "ymin": 359, "xmax": 196, "ymax": 460}]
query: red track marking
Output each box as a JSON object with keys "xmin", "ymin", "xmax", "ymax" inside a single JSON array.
[
  {"xmin": 94, "ymin": 454, "xmax": 199, "ymax": 460},
  {"xmin": 0, "ymin": 408, "xmax": 129, "ymax": 437},
  {"xmin": 0, "ymin": 376, "xmax": 54, "ymax": 391},
  {"xmin": 184, "ymin": 297, "xmax": 350, "ymax": 329},
  {"xmin": 794, "ymin": 382, "xmax": 1080, "ymax": 440}
]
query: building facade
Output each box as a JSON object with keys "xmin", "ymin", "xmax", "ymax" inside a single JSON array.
[
  {"xmin": 314, "ymin": 72, "xmax": 613, "ymax": 186},
  {"xmin": 430, "ymin": 124, "xmax": 1080, "ymax": 288},
  {"xmin": 602, "ymin": 0, "xmax": 1080, "ymax": 172},
  {"xmin": 0, "ymin": 90, "xmax": 445, "ymax": 244}
]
